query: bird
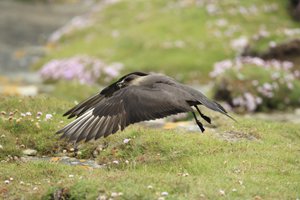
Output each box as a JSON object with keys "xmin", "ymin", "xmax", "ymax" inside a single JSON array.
[{"xmin": 57, "ymin": 71, "xmax": 235, "ymax": 143}]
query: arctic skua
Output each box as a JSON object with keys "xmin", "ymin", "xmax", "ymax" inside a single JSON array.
[{"xmin": 57, "ymin": 72, "xmax": 235, "ymax": 143}]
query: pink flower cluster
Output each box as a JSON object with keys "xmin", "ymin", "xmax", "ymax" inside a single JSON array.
[
  {"xmin": 39, "ymin": 56, "xmax": 123, "ymax": 85},
  {"xmin": 211, "ymin": 57, "xmax": 300, "ymax": 112}
]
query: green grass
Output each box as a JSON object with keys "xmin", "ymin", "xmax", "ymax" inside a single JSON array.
[
  {"xmin": 35, "ymin": 0, "xmax": 299, "ymax": 83},
  {"xmin": 0, "ymin": 95, "xmax": 299, "ymax": 199}
]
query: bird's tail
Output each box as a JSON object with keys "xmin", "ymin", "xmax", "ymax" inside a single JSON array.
[{"xmin": 186, "ymin": 86, "xmax": 237, "ymax": 122}]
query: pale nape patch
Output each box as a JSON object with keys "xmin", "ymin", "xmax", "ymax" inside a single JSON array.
[{"xmin": 131, "ymin": 76, "xmax": 148, "ymax": 86}]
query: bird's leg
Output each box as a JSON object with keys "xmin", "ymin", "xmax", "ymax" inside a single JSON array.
[
  {"xmin": 192, "ymin": 111, "xmax": 205, "ymax": 133},
  {"xmin": 194, "ymin": 105, "xmax": 211, "ymax": 124}
]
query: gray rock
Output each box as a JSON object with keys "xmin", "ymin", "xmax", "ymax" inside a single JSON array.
[{"xmin": 22, "ymin": 149, "xmax": 37, "ymax": 156}]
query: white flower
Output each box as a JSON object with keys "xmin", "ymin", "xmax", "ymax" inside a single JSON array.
[
  {"xmin": 161, "ymin": 192, "xmax": 169, "ymax": 196},
  {"xmin": 123, "ymin": 138, "xmax": 131, "ymax": 144},
  {"xmin": 37, "ymin": 112, "xmax": 43, "ymax": 116},
  {"xmin": 112, "ymin": 160, "xmax": 119, "ymax": 164},
  {"xmin": 230, "ymin": 36, "xmax": 248, "ymax": 52},
  {"xmin": 25, "ymin": 112, "xmax": 32, "ymax": 116},
  {"xmin": 147, "ymin": 185, "xmax": 153, "ymax": 189},
  {"xmin": 45, "ymin": 114, "xmax": 53, "ymax": 120},
  {"xmin": 219, "ymin": 189, "xmax": 225, "ymax": 196}
]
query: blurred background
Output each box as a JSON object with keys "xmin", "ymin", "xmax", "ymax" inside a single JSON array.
[{"xmin": 1, "ymin": 0, "xmax": 300, "ymax": 116}]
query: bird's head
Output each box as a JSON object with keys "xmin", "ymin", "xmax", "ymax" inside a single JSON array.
[{"xmin": 116, "ymin": 72, "xmax": 149, "ymax": 88}]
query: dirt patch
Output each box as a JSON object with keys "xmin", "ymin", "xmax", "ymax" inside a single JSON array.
[
  {"xmin": 289, "ymin": 0, "xmax": 300, "ymax": 21},
  {"xmin": 243, "ymin": 39, "xmax": 300, "ymax": 62},
  {"xmin": 214, "ymin": 130, "xmax": 259, "ymax": 142}
]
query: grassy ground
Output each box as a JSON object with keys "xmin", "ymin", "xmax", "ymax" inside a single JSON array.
[
  {"xmin": 36, "ymin": 0, "xmax": 299, "ymax": 83},
  {"xmin": 0, "ymin": 94, "xmax": 299, "ymax": 199}
]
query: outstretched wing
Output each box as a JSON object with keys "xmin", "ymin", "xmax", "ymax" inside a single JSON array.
[{"xmin": 57, "ymin": 84, "xmax": 192, "ymax": 143}]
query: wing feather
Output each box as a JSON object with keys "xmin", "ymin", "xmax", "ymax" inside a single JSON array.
[{"xmin": 58, "ymin": 84, "xmax": 193, "ymax": 143}]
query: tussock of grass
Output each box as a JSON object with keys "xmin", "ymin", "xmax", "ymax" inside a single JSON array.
[{"xmin": 0, "ymin": 96, "xmax": 299, "ymax": 199}]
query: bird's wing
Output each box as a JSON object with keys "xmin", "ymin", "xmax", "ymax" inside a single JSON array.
[
  {"xmin": 57, "ymin": 84, "xmax": 192, "ymax": 143},
  {"xmin": 63, "ymin": 94, "xmax": 104, "ymax": 119}
]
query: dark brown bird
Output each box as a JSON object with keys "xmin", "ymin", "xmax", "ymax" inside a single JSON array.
[{"xmin": 57, "ymin": 72, "xmax": 235, "ymax": 143}]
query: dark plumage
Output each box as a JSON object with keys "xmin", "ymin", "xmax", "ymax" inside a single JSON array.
[{"xmin": 57, "ymin": 72, "xmax": 235, "ymax": 143}]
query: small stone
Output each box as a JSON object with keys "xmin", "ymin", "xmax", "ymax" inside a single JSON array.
[
  {"xmin": 68, "ymin": 174, "xmax": 74, "ymax": 178},
  {"xmin": 63, "ymin": 149, "xmax": 67, "ymax": 153},
  {"xmin": 158, "ymin": 197, "xmax": 165, "ymax": 200},
  {"xmin": 33, "ymin": 186, "xmax": 38, "ymax": 191},
  {"xmin": 4, "ymin": 180, "xmax": 10, "ymax": 184},
  {"xmin": 125, "ymin": 160, "xmax": 129, "ymax": 164},
  {"xmin": 232, "ymin": 188, "xmax": 237, "ymax": 192},
  {"xmin": 23, "ymin": 149, "xmax": 37, "ymax": 156},
  {"xmin": 161, "ymin": 192, "xmax": 168, "ymax": 196},
  {"xmin": 69, "ymin": 148, "xmax": 75, "ymax": 152},
  {"xmin": 0, "ymin": 134, "xmax": 5, "ymax": 138},
  {"xmin": 9, "ymin": 177, "xmax": 13, "ymax": 181},
  {"xmin": 20, "ymin": 181, "xmax": 24, "ymax": 185},
  {"xmin": 0, "ymin": 145, "xmax": 3, "ymax": 150}
]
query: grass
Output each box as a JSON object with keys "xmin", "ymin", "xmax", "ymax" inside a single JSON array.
[
  {"xmin": 0, "ymin": 95, "xmax": 299, "ymax": 199},
  {"xmin": 1, "ymin": 0, "xmax": 300, "ymax": 198},
  {"xmin": 35, "ymin": 0, "xmax": 299, "ymax": 83}
]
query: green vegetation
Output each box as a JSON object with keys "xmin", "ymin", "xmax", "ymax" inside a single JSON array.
[
  {"xmin": 0, "ymin": 95, "xmax": 300, "ymax": 199},
  {"xmin": 1, "ymin": 0, "xmax": 300, "ymax": 199},
  {"xmin": 38, "ymin": 0, "xmax": 299, "ymax": 83}
]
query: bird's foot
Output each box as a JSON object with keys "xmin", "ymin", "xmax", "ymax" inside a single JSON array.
[
  {"xmin": 200, "ymin": 114, "xmax": 211, "ymax": 124},
  {"xmin": 196, "ymin": 120, "xmax": 205, "ymax": 133}
]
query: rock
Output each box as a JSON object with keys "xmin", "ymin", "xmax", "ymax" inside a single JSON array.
[
  {"xmin": 22, "ymin": 149, "xmax": 37, "ymax": 156},
  {"xmin": 0, "ymin": 144, "xmax": 3, "ymax": 150}
]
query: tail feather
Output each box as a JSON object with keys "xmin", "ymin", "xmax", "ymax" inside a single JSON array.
[{"xmin": 185, "ymin": 86, "xmax": 236, "ymax": 122}]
